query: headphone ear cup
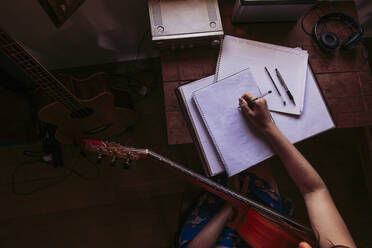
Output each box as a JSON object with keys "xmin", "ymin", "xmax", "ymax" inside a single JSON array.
[
  {"xmin": 319, "ymin": 32, "xmax": 339, "ymax": 53},
  {"xmin": 341, "ymin": 32, "xmax": 363, "ymax": 50}
]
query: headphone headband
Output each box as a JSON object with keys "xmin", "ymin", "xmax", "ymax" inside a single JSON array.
[
  {"xmin": 313, "ymin": 12, "xmax": 363, "ymax": 53},
  {"xmin": 315, "ymin": 13, "xmax": 363, "ymax": 34}
]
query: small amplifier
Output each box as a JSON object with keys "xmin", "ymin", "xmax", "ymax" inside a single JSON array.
[
  {"xmin": 148, "ymin": 0, "xmax": 224, "ymax": 49},
  {"xmin": 232, "ymin": 0, "xmax": 315, "ymax": 23}
]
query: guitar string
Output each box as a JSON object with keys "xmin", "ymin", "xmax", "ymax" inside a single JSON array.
[
  {"xmin": 0, "ymin": 40, "xmax": 90, "ymax": 117},
  {"xmin": 0, "ymin": 42, "xmax": 74, "ymax": 108},
  {"xmin": 0, "ymin": 47, "xmax": 71, "ymax": 108},
  {"xmin": 96, "ymin": 142, "xmax": 314, "ymax": 239},
  {"xmin": 0, "ymin": 36, "xmax": 86, "ymax": 114},
  {"xmin": 0, "ymin": 32, "xmax": 74, "ymax": 108},
  {"xmin": 10, "ymin": 51, "xmax": 79, "ymax": 112},
  {"xmin": 85, "ymin": 141, "xmax": 314, "ymax": 242},
  {"xmin": 14, "ymin": 48, "xmax": 77, "ymax": 108}
]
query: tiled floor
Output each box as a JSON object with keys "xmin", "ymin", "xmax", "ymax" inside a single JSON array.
[{"xmin": 0, "ymin": 58, "xmax": 372, "ymax": 247}]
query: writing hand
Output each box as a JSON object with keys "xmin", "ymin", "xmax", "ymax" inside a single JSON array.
[{"xmin": 239, "ymin": 92, "xmax": 274, "ymax": 133}]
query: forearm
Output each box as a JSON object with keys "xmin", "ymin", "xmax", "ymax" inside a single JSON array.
[
  {"xmin": 239, "ymin": 93, "xmax": 355, "ymax": 247},
  {"xmin": 262, "ymin": 123, "xmax": 326, "ymax": 195},
  {"xmin": 262, "ymin": 124, "xmax": 356, "ymax": 247},
  {"xmin": 188, "ymin": 204, "xmax": 233, "ymax": 248}
]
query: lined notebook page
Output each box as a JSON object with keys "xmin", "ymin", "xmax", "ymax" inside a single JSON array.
[
  {"xmin": 193, "ymin": 69, "xmax": 274, "ymax": 176},
  {"xmin": 216, "ymin": 35, "xmax": 308, "ymax": 115}
]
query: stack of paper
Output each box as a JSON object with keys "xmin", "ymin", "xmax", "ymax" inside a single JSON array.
[
  {"xmin": 215, "ymin": 35, "xmax": 309, "ymax": 116},
  {"xmin": 177, "ymin": 35, "xmax": 335, "ymax": 177},
  {"xmin": 193, "ymin": 69, "xmax": 274, "ymax": 176}
]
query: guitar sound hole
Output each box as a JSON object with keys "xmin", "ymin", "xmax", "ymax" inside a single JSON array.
[{"xmin": 70, "ymin": 108, "xmax": 94, "ymax": 119}]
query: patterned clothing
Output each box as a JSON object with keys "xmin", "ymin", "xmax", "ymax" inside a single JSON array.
[{"xmin": 178, "ymin": 173, "xmax": 293, "ymax": 248}]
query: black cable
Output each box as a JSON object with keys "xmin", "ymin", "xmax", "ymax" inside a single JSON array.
[
  {"xmin": 23, "ymin": 150, "xmax": 44, "ymax": 157},
  {"xmin": 68, "ymin": 155, "xmax": 100, "ymax": 181},
  {"xmin": 301, "ymin": 2, "xmax": 334, "ymax": 37},
  {"xmin": 135, "ymin": 27, "xmax": 151, "ymax": 62},
  {"xmin": 11, "ymin": 160, "xmax": 72, "ymax": 196},
  {"xmin": 301, "ymin": 9, "xmax": 314, "ymax": 36},
  {"xmin": 10, "ymin": 150, "xmax": 100, "ymax": 195}
]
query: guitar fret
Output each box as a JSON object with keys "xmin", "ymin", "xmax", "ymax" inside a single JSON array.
[
  {"xmin": 37, "ymin": 77, "xmax": 81, "ymax": 109},
  {"xmin": 1, "ymin": 43, "xmax": 22, "ymax": 56},
  {"xmin": 0, "ymin": 34, "xmax": 12, "ymax": 44},
  {"xmin": 0, "ymin": 42, "xmax": 16, "ymax": 49},
  {"xmin": 37, "ymin": 74, "xmax": 52, "ymax": 81},
  {"xmin": 0, "ymin": 29, "xmax": 83, "ymax": 112},
  {"xmin": 8, "ymin": 50, "xmax": 24, "ymax": 57},
  {"xmin": 16, "ymin": 59, "xmax": 34, "ymax": 67},
  {"xmin": 37, "ymin": 86, "xmax": 76, "ymax": 111}
]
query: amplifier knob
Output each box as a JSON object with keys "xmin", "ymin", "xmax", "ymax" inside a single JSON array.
[{"xmin": 211, "ymin": 39, "xmax": 221, "ymax": 46}]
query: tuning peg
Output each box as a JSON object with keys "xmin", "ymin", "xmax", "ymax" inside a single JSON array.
[
  {"xmin": 111, "ymin": 156, "xmax": 117, "ymax": 166},
  {"xmin": 96, "ymin": 153, "xmax": 103, "ymax": 164},
  {"xmin": 123, "ymin": 159, "xmax": 131, "ymax": 169}
]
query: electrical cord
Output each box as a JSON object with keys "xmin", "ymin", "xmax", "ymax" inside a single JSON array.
[
  {"xmin": 301, "ymin": 2, "xmax": 330, "ymax": 37},
  {"xmin": 10, "ymin": 149, "xmax": 100, "ymax": 196},
  {"xmin": 135, "ymin": 27, "xmax": 151, "ymax": 62}
]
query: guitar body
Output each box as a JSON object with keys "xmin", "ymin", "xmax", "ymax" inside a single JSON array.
[
  {"xmin": 0, "ymin": 29, "xmax": 137, "ymax": 145},
  {"xmin": 38, "ymin": 92, "xmax": 136, "ymax": 144}
]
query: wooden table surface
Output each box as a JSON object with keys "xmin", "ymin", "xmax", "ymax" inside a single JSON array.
[{"xmin": 161, "ymin": 1, "xmax": 372, "ymax": 145}]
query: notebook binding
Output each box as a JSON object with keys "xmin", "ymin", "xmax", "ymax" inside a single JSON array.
[{"xmin": 214, "ymin": 35, "xmax": 225, "ymax": 83}]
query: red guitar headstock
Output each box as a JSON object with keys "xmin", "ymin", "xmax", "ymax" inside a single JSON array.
[{"xmin": 82, "ymin": 139, "xmax": 149, "ymax": 167}]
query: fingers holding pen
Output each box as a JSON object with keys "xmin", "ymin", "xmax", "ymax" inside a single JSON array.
[
  {"xmin": 239, "ymin": 96, "xmax": 253, "ymax": 116},
  {"xmin": 241, "ymin": 92, "xmax": 255, "ymax": 102},
  {"xmin": 239, "ymin": 91, "xmax": 274, "ymax": 131}
]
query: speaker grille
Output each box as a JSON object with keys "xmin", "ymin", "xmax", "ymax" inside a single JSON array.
[
  {"xmin": 206, "ymin": 0, "xmax": 217, "ymax": 22},
  {"xmin": 152, "ymin": 2, "xmax": 163, "ymax": 26}
]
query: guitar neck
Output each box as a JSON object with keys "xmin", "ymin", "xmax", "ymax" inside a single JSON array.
[
  {"xmin": 0, "ymin": 29, "xmax": 82, "ymax": 111},
  {"xmin": 146, "ymin": 150, "xmax": 313, "ymax": 238}
]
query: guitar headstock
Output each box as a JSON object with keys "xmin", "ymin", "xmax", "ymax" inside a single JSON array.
[{"xmin": 82, "ymin": 139, "xmax": 149, "ymax": 168}]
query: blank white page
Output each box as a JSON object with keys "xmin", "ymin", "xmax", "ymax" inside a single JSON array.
[
  {"xmin": 272, "ymin": 66, "xmax": 335, "ymax": 143},
  {"xmin": 216, "ymin": 35, "xmax": 308, "ymax": 115}
]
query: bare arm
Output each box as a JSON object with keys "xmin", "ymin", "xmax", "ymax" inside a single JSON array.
[
  {"xmin": 188, "ymin": 204, "xmax": 233, "ymax": 248},
  {"xmin": 239, "ymin": 93, "xmax": 356, "ymax": 248}
]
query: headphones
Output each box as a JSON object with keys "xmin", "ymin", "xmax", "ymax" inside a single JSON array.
[{"xmin": 313, "ymin": 13, "xmax": 363, "ymax": 54}]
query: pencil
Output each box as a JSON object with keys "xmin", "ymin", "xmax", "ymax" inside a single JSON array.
[
  {"xmin": 275, "ymin": 68, "xmax": 296, "ymax": 106},
  {"xmin": 238, "ymin": 90, "xmax": 272, "ymax": 109},
  {"xmin": 265, "ymin": 67, "xmax": 286, "ymax": 106}
]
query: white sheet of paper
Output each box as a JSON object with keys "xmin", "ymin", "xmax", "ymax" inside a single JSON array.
[
  {"xmin": 272, "ymin": 66, "xmax": 335, "ymax": 143},
  {"xmin": 191, "ymin": 67, "xmax": 334, "ymax": 177},
  {"xmin": 179, "ymin": 75, "xmax": 224, "ymax": 176},
  {"xmin": 216, "ymin": 35, "xmax": 308, "ymax": 115},
  {"xmin": 193, "ymin": 69, "xmax": 274, "ymax": 177}
]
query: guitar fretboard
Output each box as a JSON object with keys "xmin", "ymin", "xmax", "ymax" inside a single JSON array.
[
  {"xmin": 0, "ymin": 29, "xmax": 83, "ymax": 112},
  {"xmin": 146, "ymin": 150, "xmax": 313, "ymax": 238}
]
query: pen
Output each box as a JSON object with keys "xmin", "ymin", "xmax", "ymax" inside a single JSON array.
[
  {"xmin": 264, "ymin": 67, "xmax": 286, "ymax": 106},
  {"xmin": 275, "ymin": 68, "xmax": 296, "ymax": 105},
  {"xmin": 238, "ymin": 90, "xmax": 272, "ymax": 109}
]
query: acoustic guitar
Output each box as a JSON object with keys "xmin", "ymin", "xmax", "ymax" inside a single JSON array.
[
  {"xmin": 0, "ymin": 28, "xmax": 136, "ymax": 144},
  {"xmin": 82, "ymin": 139, "xmax": 316, "ymax": 248}
]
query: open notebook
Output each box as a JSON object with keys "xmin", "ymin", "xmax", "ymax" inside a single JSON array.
[
  {"xmin": 215, "ymin": 35, "xmax": 309, "ymax": 116},
  {"xmin": 191, "ymin": 68, "xmax": 334, "ymax": 177}
]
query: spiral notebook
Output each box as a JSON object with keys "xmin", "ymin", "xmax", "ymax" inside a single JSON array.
[
  {"xmin": 193, "ymin": 69, "xmax": 274, "ymax": 176},
  {"xmin": 192, "ymin": 67, "xmax": 335, "ymax": 177},
  {"xmin": 215, "ymin": 35, "xmax": 309, "ymax": 116}
]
